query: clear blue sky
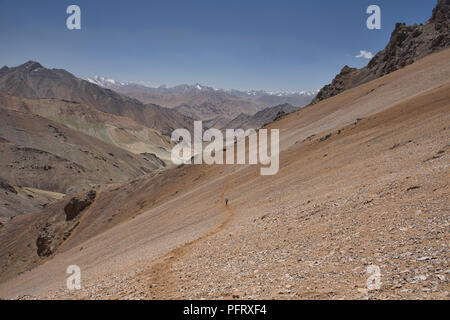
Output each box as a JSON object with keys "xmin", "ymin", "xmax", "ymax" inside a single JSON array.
[{"xmin": 0, "ymin": 0, "xmax": 437, "ymax": 91}]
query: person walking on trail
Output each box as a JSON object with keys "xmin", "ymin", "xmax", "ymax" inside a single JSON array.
[{"xmin": 225, "ymin": 198, "xmax": 229, "ymax": 206}]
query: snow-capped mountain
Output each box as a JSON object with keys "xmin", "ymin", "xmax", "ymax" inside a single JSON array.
[
  {"xmin": 226, "ymin": 88, "xmax": 319, "ymax": 98},
  {"xmin": 87, "ymin": 76, "xmax": 219, "ymax": 94},
  {"xmin": 85, "ymin": 75, "xmax": 317, "ymax": 123},
  {"xmin": 86, "ymin": 76, "xmax": 316, "ymax": 99},
  {"xmin": 86, "ymin": 75, "xmax": 127, "ymax": 88}
]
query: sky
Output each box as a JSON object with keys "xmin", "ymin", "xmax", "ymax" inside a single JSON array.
[{"xmin": 0, "ymin": 0, "xmax": 438, "ymax": 91}]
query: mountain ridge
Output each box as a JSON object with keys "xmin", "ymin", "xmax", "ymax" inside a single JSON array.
[
  {"xmin": 223, "ymin": 103, "xmax": 298, "ymax": 130},
  {"xmin": 312, "ymin": 0, "xmax": 449, "ymax": 104},
  {"xmin": 86, "ymin": 75, "xmax": 318, "ymax": 99},
  {"xmin": 0, "ymin": 62, "xmax": 194, "ymax": 135},
  {"xmin": 87, "ymin": 76, "xmax": 316, "ymax": 123}
]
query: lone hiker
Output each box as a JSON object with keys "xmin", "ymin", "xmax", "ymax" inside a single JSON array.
[{"xmin": 225, "ymin": 198, "xmax": 229, "ymax": 206}]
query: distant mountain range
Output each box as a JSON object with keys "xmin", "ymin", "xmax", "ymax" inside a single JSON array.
[
  {"xmin": 0, "ymin": 62, "xmax": 194, "ymax": 136},
  {"xmin": 86, "ymin": 76, "xmax": 318, "ymax": 100},
  {"xmin": 86, "ymin": 76, "xmax": 317, "ymax": 123},
  {"xmin": 225, "ymin": 88, "xmax": 318, "ymax": 99}
]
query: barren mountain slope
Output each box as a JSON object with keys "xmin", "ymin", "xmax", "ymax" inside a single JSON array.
[
  {"xmin": 0, "ymin": 108, "xmax": 166, "ymax": 217},
  {"xmin": 0, "ymin": 93, "xmax": 173, "ymax": 161},
  {"xmin": 0, "ymin": 48, "xmax": 448, "ymax": 299},
  {"xmin": 0, "ymin": 62, "xmax": 194, "ymax": 135}
]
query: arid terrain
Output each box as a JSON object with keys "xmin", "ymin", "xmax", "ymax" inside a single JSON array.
[
  {"xmin": 0, "ymin": 0, "xmax": 448, "ymax": 301},
  {"xmin": 87, "ymin": 78, "xmax": 316, "ymax": 126},
  {"xmin": 0, "ymin": 47, "xmax": 448, "ymax": 299}
]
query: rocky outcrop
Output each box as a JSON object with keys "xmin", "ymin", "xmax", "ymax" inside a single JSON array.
[
  {"xmin": 273, "ymin": 110, "xmax": 287, "ymax": 122},
  {"xmin": 141, "ymin": 153, "xmax": 167, "ymax": 168},
  {"xmin": 430, "ymin": 0, "xmax": 450, "ymax": 26},
  {"xmin": 312, "ymin": 0, "xmax": 449, "ymax": 104},
  {"xmin": 0, "ymin": 66, "xmax": 9, "ymax": 77},
  {"xmin": 34, "ymin": 190, "xmax": 96, "ymax": 257},
  {"xmin": 311, "ymin": 66, "xmax": 358, "ymax": 104},
  {"xmin": 0, "ymin": 178, "xmax": 17, "ymax": 195},
  {"xmin": 36, "ymin": 223, "xmax": 56, "ymax": 257},
  {"xmin": 64, "ymin": 190, "xmax": 96, "ymax": 221}
]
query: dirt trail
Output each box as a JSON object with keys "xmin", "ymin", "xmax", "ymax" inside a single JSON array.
[{"xmin": 138, "ymin": 175, "xmax": 237, "ymax": 299}]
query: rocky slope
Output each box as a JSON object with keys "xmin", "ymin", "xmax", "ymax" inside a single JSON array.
[
  {"xmin": 312, "ymin": 0, "xmax": 449, "ymax": 104},
  {"xmin": 0, "ymin": 2, "xmax": 448, "ymax": 300},
  {"xmin": 0, "ymin": 188, "xmax": 99, "ymax": 282},
  {"xmin": 0, "ymin": 93, "xmax": 173, "ymax": 161},
  {"xmin": 0, "ymin": 107, "xmax": 165, "ymax": 217},
  {"xmin": 0, "ymin": 47, "xmax": 448, "ymax": 299}
]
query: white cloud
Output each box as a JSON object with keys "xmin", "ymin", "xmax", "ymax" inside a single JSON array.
[{"xmin": 356, "ymin": 50, "xmax": 374, "ymax": 59}]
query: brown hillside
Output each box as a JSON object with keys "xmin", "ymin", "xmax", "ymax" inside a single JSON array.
[{"xmin": 0, "ymin": 48, "xmax": 448, "ymax": 299}]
